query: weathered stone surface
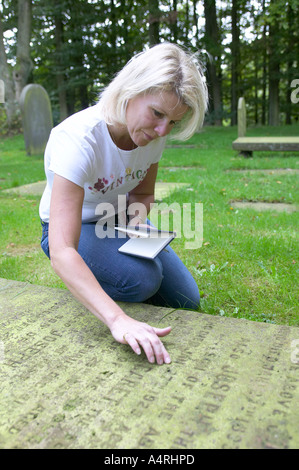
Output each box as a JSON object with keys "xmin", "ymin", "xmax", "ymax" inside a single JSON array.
[
  {"xmin": 232, "ymin": 97, "xmax": 299, "ymax": 155},
  {"xmin": 230, "ymin": 201, "xmax": 298, "ymax": 213},
  {"xmin": 19, "ymin": 84, "xmax": 53, "ymax": 156},
  {"xmin": 2, "ymin": 180, "xmax": 47, "ymax": 196},
  {"xmin": 237, "ymin": 97, "xmax": 246, "ymax": 138},
  {"xmin": 0, "ymin": 278, "xmax": 298, "ymax": 449},
  {"xmin": 225, "ymin": 169, "xmax": 299, "ymax": 175},
  {"xmin": 232, "ymin": 137, "xmax": 299, "ymax": 152}
]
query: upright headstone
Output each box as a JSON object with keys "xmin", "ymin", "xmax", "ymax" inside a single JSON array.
[
  {"xmin": 237, "ymin": 97, "xmax": 246, "ymax": 137},
  {"xmin": 19, "ymin": 84, "xmax": 53, "ymax": 155}
]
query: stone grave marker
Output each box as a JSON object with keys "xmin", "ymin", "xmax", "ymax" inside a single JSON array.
[
  {"xmin": 0, "ymin": 278, "xmax": 298, "ymax": 449},
  {"xmin": 237, "ymin": 97, "xmax": 246, "ymax": 138},
  {"xmin": 233, "ymin": 97, "xmax": 299, "ymax": 156},
  {"xmin": 19, "ymin": 84, "xmax": 53, "ymax": 156},
  {"xmin": 230, "ymin": 201, "xmax": 297, "ymax": 213}
]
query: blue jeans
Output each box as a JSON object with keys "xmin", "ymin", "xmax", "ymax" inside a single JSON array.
[{"xmin": 40, "ymin": 220, "xmax": 200, "ymax": 309}]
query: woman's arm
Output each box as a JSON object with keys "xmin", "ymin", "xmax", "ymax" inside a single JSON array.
[
  {"xmin": 49, "ymin": 173, "xmax": 171, "ymax": 364},
  {"xmin": 127, "ymin": 163, "xmax": 158, "ymax": 223}
]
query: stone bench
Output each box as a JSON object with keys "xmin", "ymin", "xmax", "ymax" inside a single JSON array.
[
  {"xmin": 232, "ymin": 98, "xmax": 299, "ymax": 157},
  {"xmin": 0, "ymin": 278, "xmax": 298, "ymax": 449}
]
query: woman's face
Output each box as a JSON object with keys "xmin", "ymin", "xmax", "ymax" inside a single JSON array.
[{"xmin": 125, "ymin": 91, "xmax": 189, "ymax": 147}]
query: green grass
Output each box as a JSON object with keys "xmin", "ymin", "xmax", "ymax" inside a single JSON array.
[
  {"xmin": 0, "ymin": 135, "xmax": 65, "ymax": 288},
  {"xmin": 0, "ymin": 134, "xmax": 45, "ymax": 189},
  {"xmin": 1, "ymin": 125, "xmax": 299, "ymax": 325}
]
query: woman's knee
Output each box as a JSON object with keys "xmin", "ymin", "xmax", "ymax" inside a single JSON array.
[
  {"xmin": 82, "ymin": 250, "xmax": 164, "ymax": 303},
  {"xmin": 116, "ymin": 259, "xmax": 164, "ymax": 302}
]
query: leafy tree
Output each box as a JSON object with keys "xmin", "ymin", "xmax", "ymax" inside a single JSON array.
[
  {"xmin": 1, "ymin": 0, "xmax": 298, "ymax": 129},
  {"xmin": 0, "ymin": 0, "xmax": 32, "ymax": 128}
]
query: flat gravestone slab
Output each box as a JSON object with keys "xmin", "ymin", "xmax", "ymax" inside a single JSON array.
[
  {"xmin": 230, "ymin": 201, "xmax": 297, "ymax": 213},
  {"xmin": 225, "ymin": 168, "xmax": 299, "ymax": 175},
  {"xmin": 0, "ymin": 278, "xmax": 298, "ymax": 449},
  {"xmin": 2, "ymin": 181, "xmax": 47, "ymax": 196}
]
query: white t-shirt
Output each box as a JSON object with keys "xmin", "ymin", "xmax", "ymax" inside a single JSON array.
[{"xmin": 39, "ymin": 104, "xmax": 166, "ymax": 223}]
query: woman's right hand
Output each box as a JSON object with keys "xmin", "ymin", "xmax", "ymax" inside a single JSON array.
[{"xmin": 109, "ymin": 314, "xmax": 172, "ymax": 365}]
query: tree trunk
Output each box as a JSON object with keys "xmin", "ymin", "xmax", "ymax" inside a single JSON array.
[
  {"xmin": 192, "ymin": 0, "xmax": 199, "ymax": 41},
  {"xmin": 53, "ymin": 5, "xmax": 68, "ymax": 122},
  {"xmin": 231, "ymin": 0, "xmax": 240, "ymax": 126},
  {"xmin": 148, "ymin": 0, "xmax": 160, "ymax": 45},
  {"xmin": 268, "ymin": 0, "xmax": 280, "ymax": 126},
  {"xmin": 261, "ymin": 22, "xmax": 267, "ymax": 125},
  {"xmin": 171, "ymin": 0, "xmax": 178, "ymax": 42},
  {"xmin": 13, "ymin": 0, "xmax": 33, "ymax": 101},
  {"xmin": 285, "ymin": 2, "xmax": 294, "ymax": 125},
  {"xmin": 268, "ymin": 39, "xmax": 280, "ymax": 125},
  {"xmin": 185, "ymin": 0, "xmax": 190, "ymax": 42},
  {"xmin": 0, "ymin": 11, "xmax": 19, "ymax": 126},
  {"xmin": 204, "ymin": 0, "xmax": 222, "ymax": 125}
]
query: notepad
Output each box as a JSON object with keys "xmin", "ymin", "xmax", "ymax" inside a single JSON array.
[{"xmin": 115, "ymin": 225, "xmax": 176, "ymax": 259}]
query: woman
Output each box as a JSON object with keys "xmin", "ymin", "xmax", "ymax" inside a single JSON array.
[{"xmin": 39, "ymin": 42, "xmax": 208, "ymax": 365}]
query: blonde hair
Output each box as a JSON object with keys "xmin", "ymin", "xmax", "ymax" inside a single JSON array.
[{"xmin": 98, "ymin": 42, "xmax": 208, "ymax": 141}]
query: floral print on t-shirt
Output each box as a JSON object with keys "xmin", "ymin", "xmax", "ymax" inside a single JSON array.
[{"xmin": 88, "ymin": 166, "xmax": 149, "ymax": 195}]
